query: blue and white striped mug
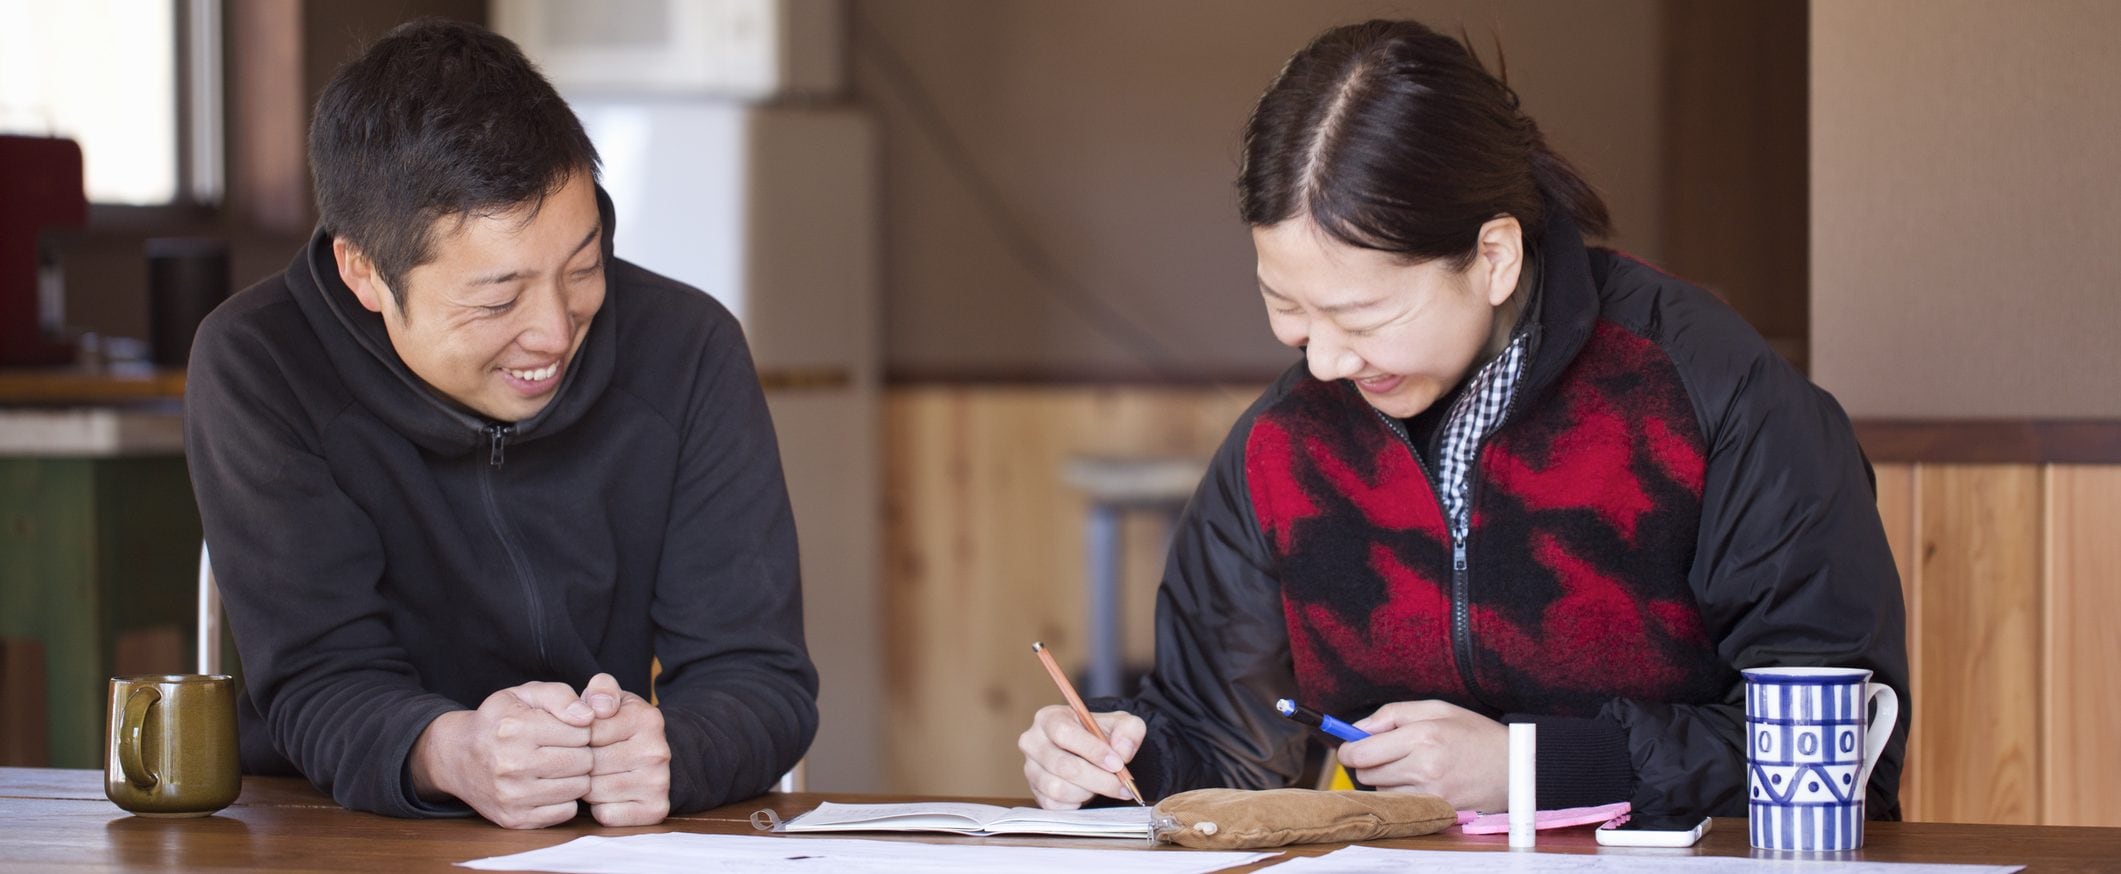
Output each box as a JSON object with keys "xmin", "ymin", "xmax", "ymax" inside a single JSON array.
[{"xmin": 1743, "ymin": 666, "xmax": 1899, "ymax": 851}]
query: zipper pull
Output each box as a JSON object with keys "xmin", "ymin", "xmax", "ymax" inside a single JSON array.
[
  {"xmin": 1452, "ymin": 537, "xmax": 1468, "ymax": 572},
  {"xmin": 487, "ymin": 424, "xmax": 511, "ymax": 468}
]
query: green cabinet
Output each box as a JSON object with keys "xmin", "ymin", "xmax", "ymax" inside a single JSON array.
[{"xmin": 0, "ymin": 456, "xmax": 202, "ymax": 768}]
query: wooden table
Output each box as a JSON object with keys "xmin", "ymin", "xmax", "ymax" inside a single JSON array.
[{"xmin": 5, "ymin": 768, "xmax": 2117, "ymax": 871}]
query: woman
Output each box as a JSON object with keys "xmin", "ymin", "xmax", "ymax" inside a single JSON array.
[{"xmin": 1017, "ymin": 19, "xmax": 1907, "ymax": 819}]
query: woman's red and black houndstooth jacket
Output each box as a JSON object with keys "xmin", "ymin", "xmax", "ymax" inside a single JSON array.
[{"xmin": 1090, "ymin": 215, "xmax": 1909, "ymax": 819}]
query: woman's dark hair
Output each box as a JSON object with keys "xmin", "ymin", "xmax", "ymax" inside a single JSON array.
[
  {"xmin": 308, "ymin": 19, "xmax": 600, "ymax": 306},
  {"xmin": 1238, "ymin": 19, "xmax": 1610, "ymax": 268}
]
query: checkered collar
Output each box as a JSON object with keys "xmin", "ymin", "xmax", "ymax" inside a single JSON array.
[{"xmin": 1432, "ymin": 255, "xmax": 1543, "ymax": 537}]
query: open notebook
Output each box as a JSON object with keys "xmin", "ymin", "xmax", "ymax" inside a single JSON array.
[{"xmin": 777, "ymin": 801, "xmax": 1155, "ymax": 838}]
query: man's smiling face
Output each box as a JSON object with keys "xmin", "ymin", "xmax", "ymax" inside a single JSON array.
[{"xmin": 337, "ymin": 170, "xmax": 607, "ymax": 423}]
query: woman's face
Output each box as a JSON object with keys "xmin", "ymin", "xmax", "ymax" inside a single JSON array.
[{"xmin": 1252, "ymin": 216, "xmax": 1524, "ymax": 419}]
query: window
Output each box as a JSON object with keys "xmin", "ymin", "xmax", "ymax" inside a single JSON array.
[{"xmin": 0, "ymin": 0, "xmax": 220, "ymax": 206}]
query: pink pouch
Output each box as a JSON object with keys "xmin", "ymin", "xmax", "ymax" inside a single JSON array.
[{"xmin": 1456, "ymin": 801, "xmax": 1631, "ymax": 834}]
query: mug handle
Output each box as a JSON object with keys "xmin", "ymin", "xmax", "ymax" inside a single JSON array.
[
  {"xmin": 119, "ymin": 686, "xmax": 162, "ymax": 790},
  {"xmin": 1855, "ymin": 681, "xmax": 1901, "ymax": 800}
]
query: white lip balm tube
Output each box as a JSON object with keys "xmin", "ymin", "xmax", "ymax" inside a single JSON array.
[{"xmin": 1509, "ymin": 722, "xmax": 1537, "ymax": 849}]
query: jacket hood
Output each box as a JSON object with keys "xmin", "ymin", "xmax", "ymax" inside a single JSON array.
[{"xmin": 286, "ymin": 186, "xmax": 622, "ymax": 458}]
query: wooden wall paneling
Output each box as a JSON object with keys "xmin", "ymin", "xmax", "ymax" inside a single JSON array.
[
  {"xmin": 1870, "ymin": 462, "xmax": 1918, "ymax": 817},
  {"xmin": 1913, "ymin": 465, "xmax": 2043, "ymax": 824},
  {"xmin": 883, "ymin": 385, "xmax": 1255, "ymax": 796},
  {"xmin": 879, "ymin": 387, "xmax": 941, "ymax": 793},
  {"xmin": 1871, "ymin": 464, "xmax": 1918, "ymax": 609},
  {"xmin": 2042, "ymin": 466, "xmax": 2121, "ymax": 827},
  {"xmin": 883, "ymin": 387, "xmax": 1033, "ymax": 798},
  {"xmin": 1856, "ymin": 421, "xmax": 2121, "ymax": 465}
]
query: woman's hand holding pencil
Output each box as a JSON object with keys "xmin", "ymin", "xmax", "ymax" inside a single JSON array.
[{"xmin": 1019, "ymin": 642, "xmax": 1150, "ymax": 809}]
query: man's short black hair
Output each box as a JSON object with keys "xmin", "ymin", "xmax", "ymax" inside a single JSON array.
[{"xmin": 309, "ymin": 18, "xmax": 600, "ymax": 307}]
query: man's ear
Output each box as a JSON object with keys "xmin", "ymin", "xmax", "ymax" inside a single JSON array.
[
  {"xmin": 332, "ymin": 238, "xmax": 390, "ymax": 315},
  {"xmin": 1474, "ymin": 215, "xmax": 1525, "ymax": 308}
]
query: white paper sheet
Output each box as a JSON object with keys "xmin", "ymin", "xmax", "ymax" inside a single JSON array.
[
  {"xmin": 1267, "ymin": 845, "xmax": 2024, "ymax": 873},
  {"xmin": 457, "ymin": 832, "xmax": 1274, "ymax": 874},
  {"xmin": 780, "ymin": 800, "xmax": 1152, "ymax": 837}
]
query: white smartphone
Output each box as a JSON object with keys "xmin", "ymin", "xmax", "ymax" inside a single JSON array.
[{"xmin": 1594, "ymin": 814, "xmax": 1712, "ymax": 848}]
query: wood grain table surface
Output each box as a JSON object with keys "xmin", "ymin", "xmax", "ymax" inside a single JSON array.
[{"xmin": 5, "ymin": 768, "xmax": 2117, "ymax": 871}]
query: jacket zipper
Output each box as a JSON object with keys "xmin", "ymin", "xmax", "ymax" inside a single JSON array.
[
  {"xmin": 478, "ymin": 423, "xmax": 548, "ymax": 666},
  {"xmin": 489, "ymin": 424, "xmax": 509, "ymax": 468},
  {"xmin": 1440, "ymin": 369, "xmax": 1533, "ymax": 713},
  {"xmin": 1363, "ymin": 302, "xmax": 1541, "ymax": 711},
  {"xmin": 1370, "ymin": 407, "xmax": 1485, "ymax": 705}
]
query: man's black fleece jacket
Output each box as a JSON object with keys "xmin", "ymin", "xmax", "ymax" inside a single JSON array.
[{"xmin": 184, "ymin": 191, "xmax": 818, "ymax": 818}]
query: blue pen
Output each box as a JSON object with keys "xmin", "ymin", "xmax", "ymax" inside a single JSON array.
[{"xmin": 1275, "ymin": 698, "xmax": 1371, "ymax": 742}]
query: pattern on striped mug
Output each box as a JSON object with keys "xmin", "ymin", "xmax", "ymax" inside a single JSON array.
[{"xmin": 1743, "ymin": 667, "xmax": 1898, "ymax": 852}]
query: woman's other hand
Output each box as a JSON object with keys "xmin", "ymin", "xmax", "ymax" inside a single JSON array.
[{"xmin": 1337, "ymin": 700, "xmax": 1509, "ymax": 811}]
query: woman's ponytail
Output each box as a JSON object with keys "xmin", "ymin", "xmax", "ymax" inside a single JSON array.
[{"xmin": 1527, "ymin": 129, "xmax": 1612, "ymax": 239}]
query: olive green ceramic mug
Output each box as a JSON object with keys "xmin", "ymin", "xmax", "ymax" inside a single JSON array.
[{"xmin": 104, "ymin": 674, "xmax": 240, "ymax": 817}]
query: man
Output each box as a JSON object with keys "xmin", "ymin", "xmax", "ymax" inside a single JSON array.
[{"xmin": 185, "ymin": 19, "xmax": 817, "ymax": 828}]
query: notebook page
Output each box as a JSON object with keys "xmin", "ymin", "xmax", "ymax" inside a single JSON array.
[
  {"xmin": 783, "ymin": 801, "xmax": 1011, "ymax": 832},
  {"xmin": 782, "ymin": 801, "xmax": 1152, "ymax": 837},
  {"xmin": 989, "ymin": 805, "xmax": 1154, "ymax": 836}
]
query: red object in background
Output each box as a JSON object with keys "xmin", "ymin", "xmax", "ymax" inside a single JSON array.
[{"xmin": 0, "ymin": 134, "xmax": 88, "ymax": 365}]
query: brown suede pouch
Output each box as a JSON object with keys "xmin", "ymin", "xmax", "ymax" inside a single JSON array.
[{"xmin": 1151, "ymin": 788, "xmax": 1458, "ymax": 849}]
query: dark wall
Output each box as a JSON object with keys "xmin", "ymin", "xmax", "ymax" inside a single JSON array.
[
  {"xmin": 1659, "ymin": 0, "xmax": 1809, "ymax": 369},
  {"xmin": 61, "ymin": 0, "xmax": 487, "ymax": 346},
  {"xmin": 853, "ymin": 0, "xmax": 1810, "ymax": 382}
]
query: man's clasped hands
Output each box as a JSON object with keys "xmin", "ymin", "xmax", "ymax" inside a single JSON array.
[{"xmin": 409, "ymin": 672, "xmax": 671, "ymax": 829}]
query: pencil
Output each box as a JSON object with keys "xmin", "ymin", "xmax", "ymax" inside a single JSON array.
[{"xmin": 1031, "ymin": 641, "xmax": 1146, "ymax": 806}]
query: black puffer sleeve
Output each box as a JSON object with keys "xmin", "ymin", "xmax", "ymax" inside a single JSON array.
[
  {"xmin": 1609, "ymin": 261, "xmax": 1909, "ymax": 819},
  {"xmin": 1086, "ymin": 370, "xmax": 1315, "ymax": 799}
]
